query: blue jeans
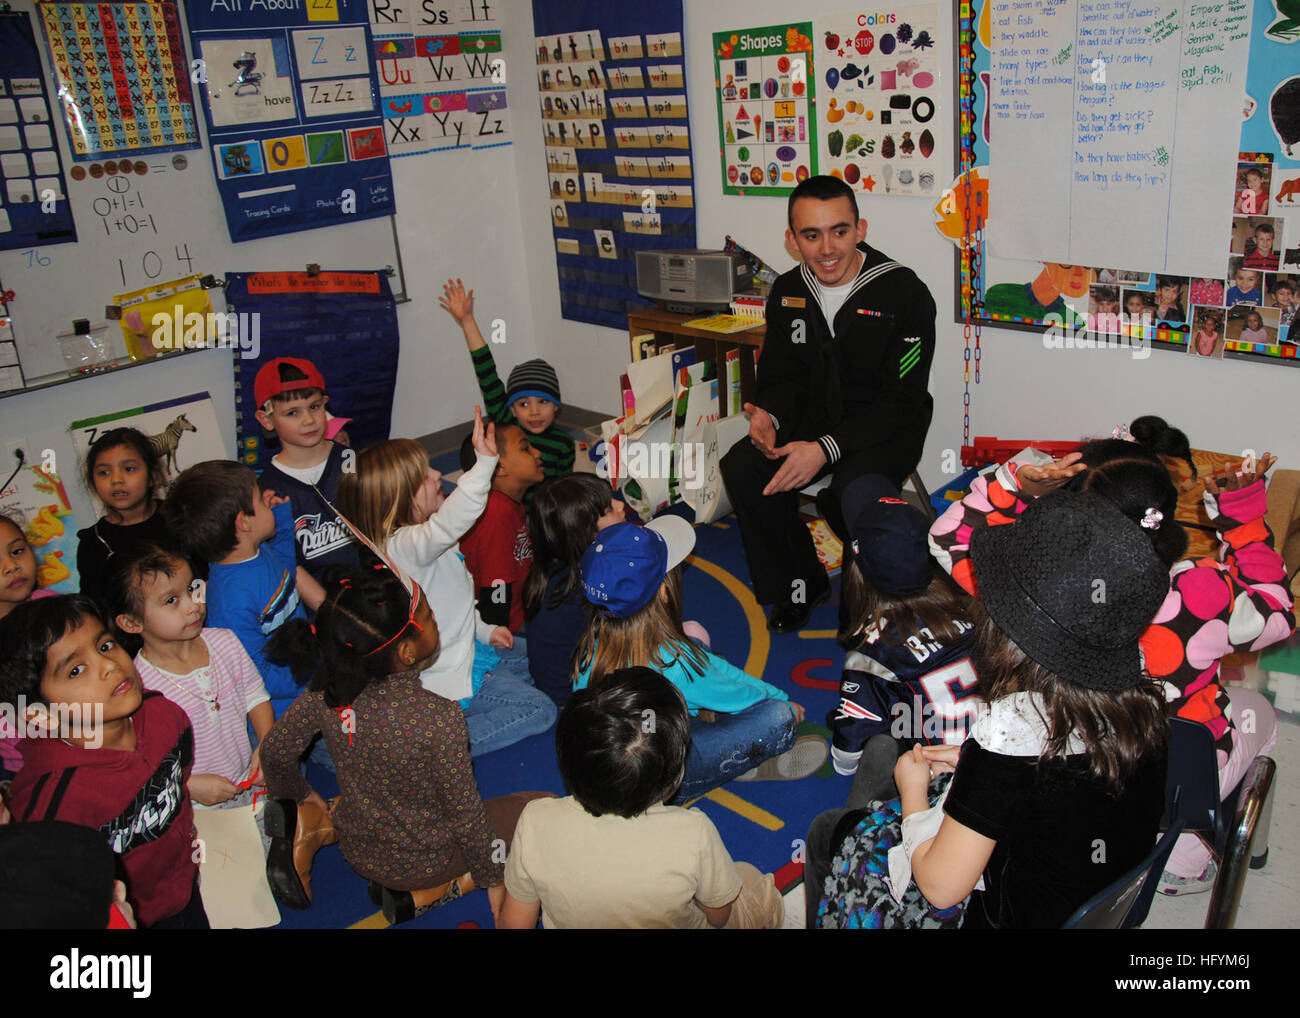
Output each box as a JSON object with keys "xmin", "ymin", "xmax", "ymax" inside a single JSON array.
[
  {"xmin": 670, "ymin": 698, "xmax": 799, "ymax": 805},
  {"xmin": 462, "ymin": 636, "xmax": 558, "ymax": 757}
]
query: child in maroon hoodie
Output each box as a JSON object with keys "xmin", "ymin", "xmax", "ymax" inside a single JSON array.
[{"xmin": 0, "ymin": 595, "xmax": 205, "ymax": 928}]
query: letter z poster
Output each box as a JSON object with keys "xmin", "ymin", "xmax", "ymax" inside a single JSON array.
[{"xmin": 184, "ymin": 0, "xmax": 395, "ymax": 241}]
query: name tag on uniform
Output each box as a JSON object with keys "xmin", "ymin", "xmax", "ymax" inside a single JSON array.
[{"xmin": 781, "ymin": 296, "xmax": 806, "ymax": 308}]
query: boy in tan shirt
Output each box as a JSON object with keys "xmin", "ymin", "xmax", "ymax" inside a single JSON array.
[{"xmin": 500, "ymin": 666, "xmax": 782, "ymax": 929}]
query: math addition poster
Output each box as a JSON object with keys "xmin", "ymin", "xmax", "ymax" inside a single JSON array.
[
  {"xmin": 0, "ymin": 10, "xmax": 77, "ymax": 250},
  {"xmin": 813, "ymin": 6, "xmax": 943, "ymax": 197},
  {"xmin": 365, "ymin": 0, "xmax": 510, "ymax": 156},
  {"xmin": 185, "ymin": 0, "xmax": 395, "ymax": 242},
  {"xmin": 533, "ymin": 0, "xmax": 697, "ymax": 330},
  {"xmin": 38, "ymin": 1, "xmax": 200, "ymax": 161},
  {"xmin": 713, "ymin": 23, "xmax": 817, "ymax": 197}
]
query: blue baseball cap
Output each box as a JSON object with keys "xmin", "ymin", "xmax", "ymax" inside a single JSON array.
[
  {"xmin": 841, "ymin": 474, "xmax": 935, "ymax": 596},
  {"xmin": 581, "ymin": 517, "xmax": 695, "ymax": 617}
]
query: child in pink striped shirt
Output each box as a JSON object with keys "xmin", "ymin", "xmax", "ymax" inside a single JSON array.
[{"xmin": 109, "ymin": 546, "xmax": 274, "ymax": 808}]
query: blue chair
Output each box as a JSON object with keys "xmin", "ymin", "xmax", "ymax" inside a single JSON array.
[
  {"xmin": 1062, "ymin": 820, "xmax": 1184, "ymax": 929},
  {"xmin": 1205, "ymin": 756, "xmax": 1276, "ymax": 929},
  {"xmin": 1162, "ymin": 716, "xmax": 1271, "ymax": 866}
]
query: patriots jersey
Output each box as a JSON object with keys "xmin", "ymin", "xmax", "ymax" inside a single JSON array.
[{"xmin": 828, "ymin": 620, "xmax": 980, "ymax": 751}]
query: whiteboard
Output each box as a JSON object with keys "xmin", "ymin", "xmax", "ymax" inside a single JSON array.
[
  {"xmin": 0, "ymin": 0, "xmax": 401, "ymax": 384},
  {"xmin": 987, "ymin": 0, "xmax": 1253, "ymax": 278}
]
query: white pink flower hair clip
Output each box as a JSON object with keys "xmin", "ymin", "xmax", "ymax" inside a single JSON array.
[
  {"xmin": 1112, "ymin": 424, "xmax": 1136, "ymax": 442},
  {"xmin": 1141, "ymin": 508, "xmax": 1164, "ymax": 530}
]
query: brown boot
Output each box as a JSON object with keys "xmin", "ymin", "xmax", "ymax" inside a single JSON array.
[
  {"xmin": 380, "ymin": 873, "xmax": 474, "ymax": 924},
  {"xmin": 265, "ymin": 798, "xmax": 339, "ymax": 910}
]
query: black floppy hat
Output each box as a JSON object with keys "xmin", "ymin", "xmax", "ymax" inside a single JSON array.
[{"xmin": 970, "ymin": 491, "xmax": 1169, "ymax": 691}]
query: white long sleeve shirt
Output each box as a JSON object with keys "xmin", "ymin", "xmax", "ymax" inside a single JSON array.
[{"xmin": 386, "ymin": 453, "xmax": 498, "ymax": 701}]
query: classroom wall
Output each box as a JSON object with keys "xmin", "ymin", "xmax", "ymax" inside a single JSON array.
[
  {"xmin": 4, "ymin": 0, "xmax": 1294, "ymax": 484},
  {"xmin": 386, "ymin": 145, "xmax": 542, "ymax": 440},
  {"xmin": 0, "ymin": 0, "xmax": 542, "ymax": 454},
  {"xmin": 505, "ymin": 0, "xmax": 1300, "ymax": 486},
  {"xmin": 0, "ymin": 346, "xmax": 236, "ymax": 532}
]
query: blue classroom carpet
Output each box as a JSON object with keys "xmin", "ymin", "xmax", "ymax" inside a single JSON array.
[{"xmin": 273, "ymin": 471, "xmax": 852, "ymax": 929}]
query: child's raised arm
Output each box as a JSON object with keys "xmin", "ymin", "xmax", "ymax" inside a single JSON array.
[
  {"xmin": 1145, "ymin": 458, "xmax": 1295, "ymax": 732},
  {"xmin": 927, "ymin": 455, "xmax": 1082, "ymax": 595},
  {"xmin": 387, "ymin": 407, "xmax": 497, "ymax": 566},
  {"xmin": 439, "ymin": 278, "xmax": 486, "ymax": 351},
  {"xmin": 440, "ymin": 279, "xmax": 511, "ymax": 426}
]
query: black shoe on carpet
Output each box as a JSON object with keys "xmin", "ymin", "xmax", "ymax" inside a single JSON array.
[{"xmin": 767, "ymin": 579, "xmax": 832, "ymax": 633}]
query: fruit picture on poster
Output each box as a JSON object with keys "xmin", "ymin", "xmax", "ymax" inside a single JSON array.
[
  {"xmin": 713, "ymin": 22, "xmax": 816, "ymax": 196},
  {"xmin": 814, "ymin": 6, "xmax": 943, "ymax": 197}
]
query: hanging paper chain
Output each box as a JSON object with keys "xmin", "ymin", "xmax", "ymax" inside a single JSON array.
[{"xmin": 959, "ymin": 4, "xmax": 983, "ymax": 446}]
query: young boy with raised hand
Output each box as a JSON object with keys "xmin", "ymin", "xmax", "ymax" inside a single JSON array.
[
  {"xmin": 500, "ymin": 666, "xmax": 784, "ymax": 929},
  {"xmin": 439, "ymin": 278, "xmax": 576, "ymax": 478},
  {"xmin": 164, "ymin": 460, "xmax": 323, "ymax": 718},
  {"xmin": 458, "ymin": 423, "xmax": 545, "ymax": 635},
  {"xmin": 0, "ymin": 595, "xmax": 207, "ymax": 928},
  {"xmin": 253, "ymin": 357, "xmax": 359, "ymax": 580}
]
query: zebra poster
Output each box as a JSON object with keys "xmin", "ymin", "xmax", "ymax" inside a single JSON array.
[{"xmin": 68, "ymin": 391, "xmax": 227, "ymax": 491}]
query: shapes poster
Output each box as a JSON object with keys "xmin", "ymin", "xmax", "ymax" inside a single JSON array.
[
  {"xmin": 814, "ymin": 6, "xmax": 943, "ymax": 197},
  {"xmin": 38, "ymin": 1, "xmax": 201, "ymax": 160},
  {"xmin": 533, "ymin": 0, "xmax": 697, "ymax": 330},
  {"xmin": 0, "ymin": 10, "xmax": 76, "ymax": 250},
  {"xmin": 366, "ymin": 0, "xmax": 511, "ymax": 155},
  {"xmin": 713, "ymin": 23, "xmax": 817, "ymax": 197},
  {"xmin": 184, "ymin": 0, "xmax": 396, "ymax": 242},
  {"xmin": 953, "ymin": 0, "xmax": 1300, "ymax": 368}
]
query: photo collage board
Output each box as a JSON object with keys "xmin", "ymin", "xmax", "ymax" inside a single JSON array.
[{"xmin": 956, "ymin": 0, "xmax": 1300, "ymax": 367}]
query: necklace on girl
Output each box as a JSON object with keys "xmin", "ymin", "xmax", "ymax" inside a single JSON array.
[{"xmin": 156, "ymin": 665, "xmax": 221, "ymax": 714}]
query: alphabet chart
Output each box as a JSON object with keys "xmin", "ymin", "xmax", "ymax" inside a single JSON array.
[
  {"xmin": 185, "ymin": 0, "xmax": 396, "ymax": 242},
  {"xmin": 38, "ymin": 1, "xmax": 200, "ymax": 159},
  {"xmin": 533, "ymin": 0, "xmax": 697, "ymax": 329},
  {"xmin": 0, "ymin": 10, "xmax": 76, "ymax": 251},
  {"xmin": 366, "ymin": 0, "xmax": 511, "ymax": 155}
]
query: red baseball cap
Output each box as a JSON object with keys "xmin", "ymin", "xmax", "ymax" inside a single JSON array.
[{"xmin": 254, "ymin": 357, "xmax": 327, "ymax": 408}]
